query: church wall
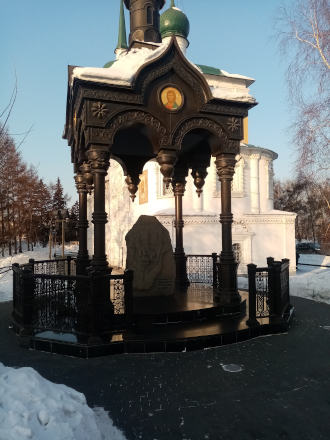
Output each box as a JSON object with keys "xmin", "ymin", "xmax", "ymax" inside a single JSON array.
[{"xmin": 245, "ymin": 213, "xmax": 296, "ymax": 270}]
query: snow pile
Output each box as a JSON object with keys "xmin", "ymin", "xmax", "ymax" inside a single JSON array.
[
  {"xmin": 290, "ymin": 254, "xmax": 330, "ymax": 304},
  {"xmin": 0, "ymin": 362, "xmax": 126, "ymax": 440}
]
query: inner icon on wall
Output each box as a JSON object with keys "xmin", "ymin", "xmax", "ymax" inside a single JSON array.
[{"xmin": 160, "ymin": 86, "xmax": 184, "ymax": 111}]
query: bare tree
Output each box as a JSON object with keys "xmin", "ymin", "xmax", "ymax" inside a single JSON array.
[
  {"xmin": 274, "ymin": 176, "xmax": 329, "ymax": 244},
  {"xmin": 276, "ymin": 0, "xmax": 330, "ymax": 178}
]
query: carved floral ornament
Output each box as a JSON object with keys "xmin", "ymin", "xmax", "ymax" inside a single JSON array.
[
  {"xmin": 91, "ymin": 102, "xmax": 109, "ymax": 119},
  {"xmin": 227, "ymin": 117, "xmax": 240, "ymax": 133}
]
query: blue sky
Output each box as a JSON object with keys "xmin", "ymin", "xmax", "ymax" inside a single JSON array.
[{"xmin": 2, "ymin": 0, "xmax": 295, "ymax": 203}]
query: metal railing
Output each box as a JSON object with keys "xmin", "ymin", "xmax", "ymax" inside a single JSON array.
[
  {"xmin": 12, "ymin": 259, "xmax": 133, "ymax": 339},
  {"xmin": 247, "ymin": 257, "xmax": 291, "ymax": 326},
  {"xmin": 186, "ymin": 253, "xmax": 218, "ymax": 286},
  {"xmin": 27, "ymin": 257, "xmax": 76, "ymax": 276}
]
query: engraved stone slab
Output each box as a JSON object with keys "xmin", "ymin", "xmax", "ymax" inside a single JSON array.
[{"xmin": 125, "ymin": 215, "xmax": 175, "ymax": 297}]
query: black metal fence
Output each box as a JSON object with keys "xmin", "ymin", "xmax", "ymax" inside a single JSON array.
[
  {"xmin": 12, "ymin": 258, "xmax": 133, "ymax": 340},
  {"xmin": 29, "ymin": 257, "xmax": 76, "ymax": 276},
  {"xmin": 186, "ymin": 253, "xmax": 219, "ymax": 286},
  {"xmin": 247, "ymin": 257, "xmax": 291, "ymax": 326}
]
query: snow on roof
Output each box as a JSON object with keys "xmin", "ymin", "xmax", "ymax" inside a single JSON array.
[
  {"xmin": 210, "ymin": 86, "xmax": 256, "ymax": 103},
  {"xmin": 220, "ymin": 69, "xmax": 255, "ymax": 85},
  {"xmin": 73, "ymin": 42, "xmax": 169, "ymax": 86},
  {"xmin": 72, "ymin": 39, "xmax": 256, "ymax": 103}
]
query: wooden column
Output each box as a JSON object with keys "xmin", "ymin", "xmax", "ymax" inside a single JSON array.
[
  {"xmin": 172, "ymin": 167, "xmax": 189, "ymax": 288},
  {"xmin": 215, "ymin": 153, "xmax": 241, "ymax": 305},
  {"xmin": 74, "ymin": 169, "xmax": 90, "ymax": 275},
  {"xmin": 87, "ymin": 147, "xmax": 111, "ymax": 274}
]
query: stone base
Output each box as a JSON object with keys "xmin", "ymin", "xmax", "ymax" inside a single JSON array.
[{"xmin": 133, "ymin": 278, "xmax": 175, "ymax": 297}]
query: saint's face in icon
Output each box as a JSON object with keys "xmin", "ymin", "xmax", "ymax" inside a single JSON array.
[
  {"xmin": 165, "ymin": 90, "xmax": 178, "ymax": 110},
  {"xmin": 161, "ymin": 86, "xmax": 183, "ymax": 111}
]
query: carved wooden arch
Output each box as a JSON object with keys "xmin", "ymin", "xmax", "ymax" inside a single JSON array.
[
  {"xmin": 107, "ymin": 110, "xmax": 170, "ymax": 147},
  {"xmin": 133, "ymin": 38, "xmax": 212, "ymax": 107},
  {"xmin": 172, "ymin": 117, "xmax": 229, "ymax": 152}
]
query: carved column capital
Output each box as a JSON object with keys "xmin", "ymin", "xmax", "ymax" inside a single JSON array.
[
  {"xmin": 74, "ymin": 173, "xmax": 87, "ymax": 194},
  {"xmin": 215, "ymin": 154, "xmax": 237, "ymax": 181},
  {"xmin": 157, "ymin": 149, "xmax": 177, "ymax": 188},
  {"xmin": 87, "ymin": 148, "xmax": 110, "ymax": 175},
  {"xmin": 80, "ymin": 162, "xmax": 94, "ymax": 193}
]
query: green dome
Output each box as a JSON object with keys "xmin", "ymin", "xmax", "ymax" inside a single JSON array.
[{"xmin": 160, "ymin": 1, "xmax": 190, "ymax": 40}]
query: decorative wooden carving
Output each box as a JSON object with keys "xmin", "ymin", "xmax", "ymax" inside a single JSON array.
[
  {"xmin": 172, "ymin": 117, "xmax": 229, "ymax": 149},
  {"xmin": 157, "ymin": 149, "xmax": 177, "ymax": 188},
  {"xmin": 191, "ymin": 168, "xmax": 208, "ymax": 198}
]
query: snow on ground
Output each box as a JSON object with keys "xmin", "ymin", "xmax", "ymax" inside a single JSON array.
[
  {"xmin": 0, "ymin": 363, "xmax": 127, "ymax": 440},
  {"xmin": 0, "ymin": 244, "xmax": 77, "ymax": 302},
  {"xmin": 238, "ymin": 254, "xmax": 330, "ymax": 304},
  {"xmin": 290, "ymin": 254, "xmax": 330, "ymax": 304}
]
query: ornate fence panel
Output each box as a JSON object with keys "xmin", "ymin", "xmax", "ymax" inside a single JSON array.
[
  {"xmin": 29, "ymin": 257, "xmax": 76, "ymax": 276},
  {"xmin": 12, "ymin": 259, "xmax": 134, "ymax": 338},
  {"xmin": 108, "ymin": 271, "xmax": 133, "ymax": 328},
  {"xmin": 186, "ymin": 250, "xmax": 239, "ymax": 288},
  {"xmin": 186, "ymin": 254, "xmax": 217, "ymax": 285},
  {"xmin": 32, "ymin": 274, "xmax": 83, "ymax": 334},
  {"xmin": 255, "ymin": 268, "xmax": 270, "ymax": 318}
]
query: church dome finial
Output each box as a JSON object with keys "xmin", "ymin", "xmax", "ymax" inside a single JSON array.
[
  {"xmin": 160, "ymin": 0, "xmax": 190, "ymax": 40},
  {"xmin": 116, "ymin": 0, "xmax": 128, "ymax": 53}
]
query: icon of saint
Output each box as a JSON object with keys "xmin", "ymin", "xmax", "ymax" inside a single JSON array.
[{"xmin": 165, "ymin": 89, "xmax": 179, "ymax": 110}]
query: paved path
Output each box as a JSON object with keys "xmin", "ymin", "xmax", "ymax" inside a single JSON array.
[{"xmin": 1, "ymin": 296, "xmax": 330, "ymax": 440}]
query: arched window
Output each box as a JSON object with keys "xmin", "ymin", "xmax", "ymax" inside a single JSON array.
[{"xmin": 147, "ymin": 6, "xmax": 153, "ymax": 25}]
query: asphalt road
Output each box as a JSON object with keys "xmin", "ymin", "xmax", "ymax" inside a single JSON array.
[{"xmin": 1, "ymin": 296, "xmax": 330, "ymax": 440}]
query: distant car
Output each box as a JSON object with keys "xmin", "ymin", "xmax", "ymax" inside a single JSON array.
[{"xmin": 296, "ymin": 242, "xmax": 321, "ymax": 253}]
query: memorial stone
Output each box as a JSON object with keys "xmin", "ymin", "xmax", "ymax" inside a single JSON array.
[{"xmin": 125, "ymin": 215, "xmax": 175, "ymax": 297}]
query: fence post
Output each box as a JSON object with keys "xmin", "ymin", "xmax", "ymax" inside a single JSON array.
[
  {"xmin": 268, "ymin": 258, "xmax": 282, "ymax": 317},
  {"xmin": 67, "ymin": 256, "xmax": 72, "ymax": 277},
  {"xmin": 246, "ymin": 263, "xmax": 259, "ymax": 326},
  {"xmin": 87, "ymin": 268, "xmax": 112, "ymax": 343},
  {"xmin": 281, "ymin": 259, "xmax": 290, "ymax": 315},
  {"xmin": 212, "ymin": 253, "xmax": 218, "ymax": 288},
  {"xmin": 12, "ymin": 263, "xmax": 20, "ymax": 325},
  {"xmin": 28, "ymin": 258, "xmax": 35, "ymax": 274},
  {"xmin": 124, "ymin": 269, "xmax": 134, "ymax": 325},
  {"xmin": 21, "ymin": 265, "xmax": 35, "ymax": 336}
]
